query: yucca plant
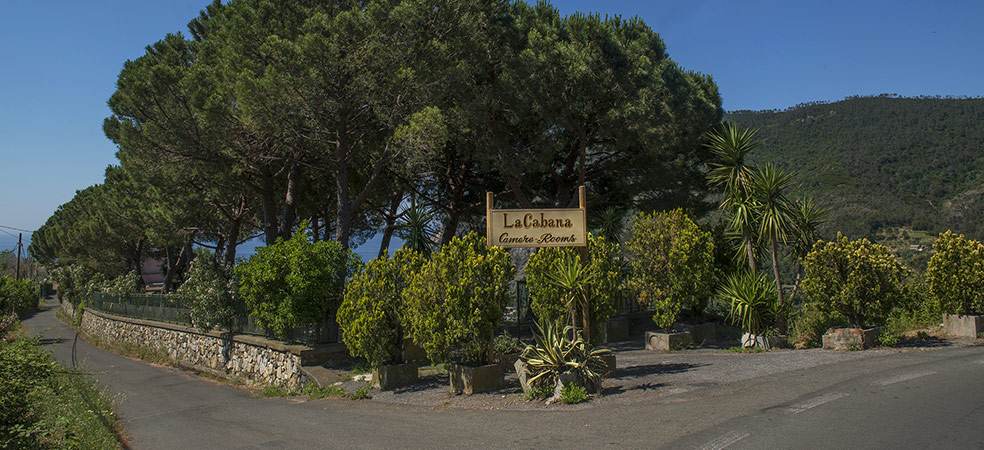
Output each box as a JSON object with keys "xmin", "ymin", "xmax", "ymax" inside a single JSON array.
[
  {"xmin": 520, "ymin": 319, "xmax": 609, "ymax": 392},
  {"xmin": 718, "ymin": 271, "xmax": 782, "ymax": 346},
  {"xmin": 545, "ymin": 254, "xmax": 596, "ymax": 342}
]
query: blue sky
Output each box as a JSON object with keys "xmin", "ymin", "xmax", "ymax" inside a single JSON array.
[{"xmin": 1, "ymin": 0, "xmax": 981, "ymax": 254}]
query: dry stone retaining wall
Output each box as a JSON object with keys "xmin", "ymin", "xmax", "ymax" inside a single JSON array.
[{"xmin": 61, "ymin": 301, "xmax": 306, "ymax": 390}]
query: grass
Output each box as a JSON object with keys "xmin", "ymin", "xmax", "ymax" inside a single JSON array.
[
  {"xmin": 1, "ymin": 335, "xmax": 124, "ymax": 449},
  {"xmin": 256, "ymin": 381, "xmax": 374, "ymax": 400}
]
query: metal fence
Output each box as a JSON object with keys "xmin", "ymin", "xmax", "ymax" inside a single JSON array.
[
  {"xmin": 87, "ymin": 292, "xmax": 338, "ymax": 345},
  {"xmin": 509, "ymin": 280, "xmax": 649, "ymax": 326}
]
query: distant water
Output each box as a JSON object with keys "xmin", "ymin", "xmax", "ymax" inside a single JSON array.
[{"xmin": 0, "ymin": 231, "xmax": 401, "ymax": 261}]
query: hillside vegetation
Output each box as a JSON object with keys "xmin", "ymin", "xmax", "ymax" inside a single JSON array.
[{"xmin": 728, "ymin": 95, "xmax": 984, "ymax": 243}]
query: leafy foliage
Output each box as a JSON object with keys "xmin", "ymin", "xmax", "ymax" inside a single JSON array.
[
  {"xmin": 926, "ymin": 231, "xmax": 984, "ymax": 315},
  {"xmin": 1, "ymin": 337, "xmax": 121, "ymax": 449},
  {"xmin": 525, "ymin": 235, "xmax": 621, "ymax": 340},
  {"xmin": 0, "ymin": 276, "xmax": 36, "ymax": 314},
  {"xmin": 235, "ymin": 225, "xmax": 361, "ymax": 337},
  {"xmin": 560, "ymin": 382, "xmax": 588, "ymax": 404},
  {"xmin": 801, "ymin": 233, "xmax": 907, "ymax": 328},
  {"xmin": 404, "ymin": 232, "xmax": 514, "ymax": 366},
  {"xmin": 717, "ymin": 271, "xmax": 780, "ymax": 337},
  {"xmin": 626, "ymin": 209, "xmax": 717, "ymax": 328},
  {"xmin": 337, "ymin": 249, "xmax": 423, "ymax": 367},
  {"xmin": 174, "ymin": 257, "xmax": 237, "ymax": 333}
]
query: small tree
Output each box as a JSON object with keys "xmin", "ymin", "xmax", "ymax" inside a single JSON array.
[
  {"xmin": 338, "ymin": 249, "xmax": 424, "ymax": 367},
  {"xmin": 525, "ymin": 234, "xmax": 621, "ymax": 342},
  {"xmin": 236, "ymin": 224, "xmax": 361, "ymax": 338},
  {"xmin": 626, "ymin": 209, "xmax": 717, "ymax": 328},
  {"xmin": 801, "ymin": 233, "xmax": 906, "ymax": 328},
  {"xmin": 404, "ymin": 232, "xmax": 515, "ymax": 366},
  {"xmin": 926, "ymin": 230, "xmax": 984, "ymax": 315}
]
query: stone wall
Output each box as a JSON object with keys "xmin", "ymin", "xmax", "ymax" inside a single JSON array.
[{"xmin": 61, "ymin": 301, "xmax": 315, "ymax": 390}]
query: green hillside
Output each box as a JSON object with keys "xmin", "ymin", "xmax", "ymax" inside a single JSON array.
[{"xmin": 727, "ymin": 95, "xmax": 984, "ymax": 244}]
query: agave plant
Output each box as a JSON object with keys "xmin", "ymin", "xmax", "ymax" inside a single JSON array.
[{"xmin": 520, "ymin": 319, "xmax": 610, "ymax": 390}]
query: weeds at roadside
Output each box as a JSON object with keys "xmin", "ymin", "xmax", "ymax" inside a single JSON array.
[
  {"xmin": 560, "ymin": 383, "xmax": 587, "ymax": 404},
  {"xmin": 726, "ymin": 346, "xmax": 765, "ymax": 353},
  {"xmin": 523, "ymin": 381, "xmax": 554, "ymax": 401}
]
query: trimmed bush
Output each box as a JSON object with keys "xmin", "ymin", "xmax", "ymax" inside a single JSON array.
[
  {"xmin": 405, "ymin": 232, "xmax": 515, "ymax": 366},
  {"xmin": 338, "ymin": 249, "xmax": 424, "ymax": 366},
  {"xmin": 801, "ymin": 233, "xmax": 906, "ymax": 328},
  {"xmin": 236, "ymin": 225, "xmax": 361, "ymax": 337},
  {"xmin": 926, "ymin": 230, "xmax": 984, "ymax": 315},
  {"xmin": 626, "ymin": 208, "xmax": 717, "ymax": 328}
]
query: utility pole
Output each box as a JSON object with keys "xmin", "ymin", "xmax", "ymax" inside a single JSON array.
[{"xmin": 16, "ymin": 233, "xmax": 22, "ymax": 281}]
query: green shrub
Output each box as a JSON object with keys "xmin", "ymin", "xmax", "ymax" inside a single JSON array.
[
  {"xmin": 801, "ymin": 233, "xmax": 907, "ymax": 328},
  {"xmin": 789, "ymin": 306, "xmax": 845, "ymax": 348},
  {"xmin": 174, "ymin": 258, "xmax": 237, "ymax": 332},
  {"xmin": 560, "ymin": 382, "xmax": 587, "ymax": 404},
  {"xmin": 525, "ymin": 234, "xmax": 621, "ymax": 340},
  {"xmin": 100, "ymin": 271, "xmax": 141, "ymax": 297},
  {"xmin": 1, "ymin": 337, "xmax": 121, "ymax": 449},
  {"xmin": 523, "ymin": 380, "xmax": 555, "ymax": 401},
  {"xmin": 337, "ymin": 249, "xmax": 423, "ymax": 367},
  {"xmin": 626, "ymin": 209, "xmax": 717, "ymax": 328},
  {"xmin": 52, "ymin": 264, "xmax": 105, "ymax": 306},
  {"xmin": 348, "ymin": 384, "xmax": 372, "ymax": 400},
  {"xmin": 0, "ymin": 276, "xmax": 36, "ymax": 313},
  {"xmin": 878, "ymin": 331, "xmax": 899, "ymax": 347},
  {"xmin": 492, "ymin": 331, "xmax": 524, "ymax": 354},
  {"xmin": 236, "ymin": 224, "xmax": 361, "ymax": 337},
  {"xmin": 926, "ymin": 230, "xmax": 984, "ymax": 315},
  {"xmin": 404, "ymin": 232, "xmax": 515, "ymax": 366}
]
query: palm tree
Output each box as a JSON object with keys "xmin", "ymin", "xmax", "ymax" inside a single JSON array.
[
  {"xmin": 546, "ymin": 254, "xmax": 595, "ymax": 343},
  {"xmin": 706, "ymin": 122, "xmax": 762, "ymax": 271},
  {"xmin": 396, "ymin": 198, "xmax": 436, "ymax": 257},
  {"xmin": 786, "ymin": 196, "xmax": 827, "ymax": 305},
  {"xmin": 750, "ymin": 163, "xmax": 796, "ymax": 332}
]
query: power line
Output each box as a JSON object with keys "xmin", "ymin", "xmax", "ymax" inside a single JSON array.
[
  {"xmin": 0, "ymin": 224, "xmax": 33, "ymax": 233},
  {"xmin": 0, "ymin": 228, "xmax": 18, "ymax": 239}
]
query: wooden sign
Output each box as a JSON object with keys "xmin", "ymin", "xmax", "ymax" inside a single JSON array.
[{"xmin": 486, "ymin": 187, "xmax": 587, "ymax": 248}]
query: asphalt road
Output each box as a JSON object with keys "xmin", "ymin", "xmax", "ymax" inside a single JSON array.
[{"xmin": 23, "ymin": 303, "xmax": 984, "ymax": 449}]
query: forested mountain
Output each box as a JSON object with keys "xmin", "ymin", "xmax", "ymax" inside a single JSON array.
[{"xmin": 728, "ymin": 95, "xmax": 984, "ymax": 242}]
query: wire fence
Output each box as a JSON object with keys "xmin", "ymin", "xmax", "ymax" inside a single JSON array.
[
  {"xmin": 87, "ymin": 292, "xmax": 338, "ymax": 345},
  {"xmin": 508, "ymin": 280, "xmax": 649, "ymax": 326}
]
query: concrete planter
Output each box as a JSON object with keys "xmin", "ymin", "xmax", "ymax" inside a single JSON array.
[
  {"xmin": 491, "ymin": 352, "xmax": 521, "ymax": 373},
  {"xmin": 449, "ymin": 363, "xmax": 503, "ymax": 395},
  {"xmin": 645, "ymin": 330, "xmax": 692, "ymax": 351},
  {"xmin": 822, "ymin": 327, "xmax": 883, "ymax": 350},
  {"xmin": 372, "ymin": 363, "xmax": 418, "ymax": 391},
  {"xmin": 604, "ymin": 316, "xmax": 631, "ymax": 343},
  {"xmin": 942, "ymin": 313, "xmax": 984, "ymax": 338},
  {"xmin": 740, "ymin": 333, "xmax": 787, "ymax": 349},
  {"xmin": 600, "ymin": 353, "xmax": 616, "ymax": 378},
  {"xmin": 401, "ymin": 339, "xmax": 428, "ymax": 363}
]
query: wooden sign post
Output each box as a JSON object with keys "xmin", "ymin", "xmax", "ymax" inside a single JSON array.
[{"xmin": 486, "ymin": 186, "xmax": 587, "ymax": 249}]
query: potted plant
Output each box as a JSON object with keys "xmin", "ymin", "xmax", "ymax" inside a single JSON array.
[
  {"xmin": 490, "ymin": 331, "xmax": 524, "ymax": 373},
  {"xmin": 626, "ymin": 209, "xmax": 716, "ymax": 351},
  {"xmin": 802, "ymin": 234, "xmax": 905, "ymax": 350},
  {"xmin": 337, "ymin": 249, "xmax": 424, "ymax": 391},
  {"xmin": 404, "ymin": 232, "xmax": 516, "ymax": 394},
  {"xmin": 516, "ymin": 319, "xmax": 611, "ymax": 403},
  {"xmin": 717, "ymin": 270, "xmax": 783, "ymax": 349},
  {"xmin": 927, "ymin": 231, "xmax": 984, "ymax": 338}
]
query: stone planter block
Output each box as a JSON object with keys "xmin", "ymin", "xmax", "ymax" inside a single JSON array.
[
  {"xmin": 942, "ymin": 313, "xmax": 984, "ymax": 338},
  {"xmin": 491, "ymin": 352, "xmax": 521, "ymax": 373},
  {"xmin": 372, "ymin": 363, "xmax": 418, "ymax": 391},
  {"xmin": 449, "ymin": 363, "xmax": 503, "ymax": 395},
  {"xmin": 401, "ymin": 339, "xmax": 428, "ymax": 363},
  {"xmin": 515, "ymin": 359, "xmax": 531, "ymax": 395},
  {"xmin": 600, "ymin": 354, "xmax": 616, "ymax": 378},
  {"xmin": 605, "ymin": 316, "xmax": 631, "ymax": 343},
  {"xmin": 645, "ymin": 330, "xmax": 691, "ymax": 351},
  {"xmin": 822, "ymin": 327, "xmax": 883, "ymax": 350},
  {"xmin": 740, "ymin": 333, "xmax": 787, "ymax": 349}
]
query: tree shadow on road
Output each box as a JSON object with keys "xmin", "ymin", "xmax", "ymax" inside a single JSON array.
[{"xmin": 613, "ymin": 362, "xmax": 707, "ymax": 379}]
